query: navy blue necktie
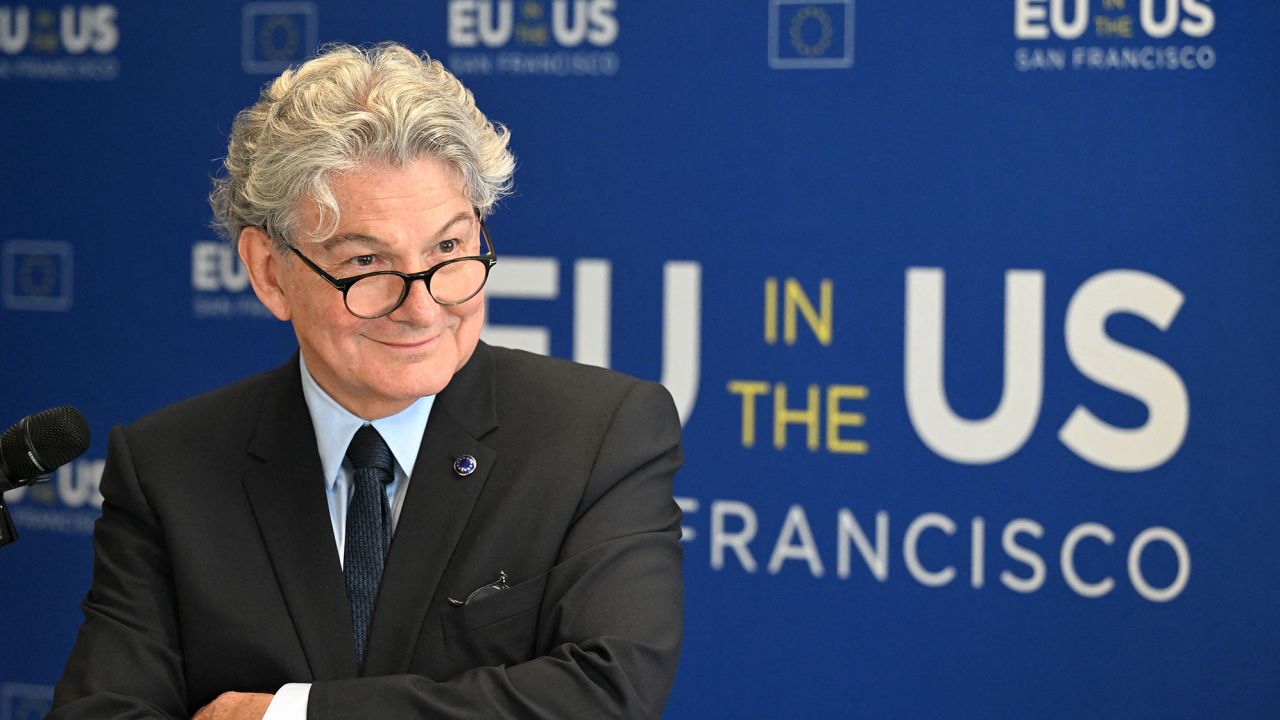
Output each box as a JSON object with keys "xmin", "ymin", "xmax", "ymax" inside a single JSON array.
[{"xmin": 344, "ymin": 425, "xmax": 394, "ymax": 674}]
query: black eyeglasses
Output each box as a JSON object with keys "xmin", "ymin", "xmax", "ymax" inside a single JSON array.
[{"xmin": 274, "ymin": 221, "xmax": 497, "ymax": 320}]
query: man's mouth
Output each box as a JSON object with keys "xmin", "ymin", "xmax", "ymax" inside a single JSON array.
[{"xmin": 374, "ymin": 334, "xmax": 440, "ymax": 350}]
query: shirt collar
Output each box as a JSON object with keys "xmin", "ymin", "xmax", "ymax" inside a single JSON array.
[{"xmin": 298, "ymin": 353, "xmax": 435, "ymax": 490}]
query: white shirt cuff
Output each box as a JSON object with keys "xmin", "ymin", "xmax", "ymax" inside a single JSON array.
[{"xmin": 262, "ymin": 683, "xmax": 311, "ymax": 720}]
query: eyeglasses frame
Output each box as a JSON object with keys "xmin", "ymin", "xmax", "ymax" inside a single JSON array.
[{"xmin": 264, "ymin": 217, "xmax": 498, "ymax": 320}]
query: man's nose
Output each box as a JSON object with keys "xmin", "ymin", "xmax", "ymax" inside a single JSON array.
[{"xmin": 388, "ymin": 277, "xmax": 440, "ymax": 324}]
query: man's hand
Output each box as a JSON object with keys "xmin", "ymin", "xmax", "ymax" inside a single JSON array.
[{"xmin": 193, "ymin": 691, "xmax": 274, "ymax": 720}]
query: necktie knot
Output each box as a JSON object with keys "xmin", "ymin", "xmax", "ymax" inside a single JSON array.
[{"xmin": 346, "ymin": 425, "xmax": 394, "ymax": 483}]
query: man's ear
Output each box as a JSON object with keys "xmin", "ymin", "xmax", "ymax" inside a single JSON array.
[{"xmin": 237, "ymin": 226, "xmax": 292, "ymax": 321}]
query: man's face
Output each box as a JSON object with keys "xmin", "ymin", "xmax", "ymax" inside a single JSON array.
[{"xmin": 273, "ymin": 156, "xmax": 485, "ymax": 419}]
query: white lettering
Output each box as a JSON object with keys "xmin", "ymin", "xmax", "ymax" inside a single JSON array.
[
  {"xmin": 661, "ymin": 261, "xmax": 701, "ymax": 425},
  {"xmin": 1014, "ymin": 0, "xmax": 1049, "ymax": 40},
  {"xmin": 1000, "ymin": 518, "xmax": 1045, "ymax": 593},
  {"xmin": 1140, "ymin": 0, "xmax": 1179, "ymax": 39},
  {"xmin": 1179, "ymin": 0, "xmax": 1214, "ymax": 37},
  {"xmin": 836, "ymin": 509, "xmax": 888, "ymax": 581},
  {"xmin": 903, "ymin": 512, "xmax": 956, "ymax": 587},
  {"xmin": 479, "ymin": 0, "xmax": 514, "ymax": 47},
  {"xmin": 448, "ymin": 0, "xmax": 480, "ymax": 47},
  {"xmin": 482, "ymin": 256, "xmax": 559, "ymax": 354},
  {"xmin": 971, "ymin": 516, "xmax": 986, "ymax": 588},
  {"xmin": 91, "ymin": 5, "xmax": 118, "ymax": 53},
  {"xmin": 767, "ymin": 504, "xmax": 824, "ymax": 576},
  {"xmin": 572, "ymin": 259, "xmax": 610, "ymax": 367},
  {"xmin": 587, "ymin": 0, "xmax": 618, "ymax": 46},
  {"xmin": 60, "ymin": 6, "xmax": 92, "ymax": 55},
  {"xmin": 1015, "ymin": 47, "xmax": 1068, "ymax": 71},
  {"xmin": 1015, "ymin": 0, "xmax": 1088, "ymax": 39},
  {"xmin": 551, "ymin": 0, "xmax": 589, "ymax": 47},
  {"xmin": 1061, "ymin": 522, "xmax": 1115, "ymax": 598},
  {"xmin": 192, "ymin": 244, "xmax": 221, "ymax": 291},
  {"xmin": 1196, "ymin": 45, "xmax": 1215, "ymax": 68},
  {"xmin": 550, "ymin": 0, "xmax": 618, "ymax": 47},
  {"xmin": 0, "ymin": 6, "xmax": 30, "ymax": 55},
  {"xmin": 448, "ymin": 0, "xmax": 513, "ymax": 48},
  {"xmin": 1050, "ymin": 0, "xmax": 1088, "ymax": 40},
  {"xmin": 1060, "ymin": 270, "xmax": 1188, "ymax": 472},
  {"xmin": 682, "ymin": 498, "xmax": 1190, "ymax": 602},
  {"xmin": 711, "ymin": 500, "xmax": 758, "ymax": 572},
  {"xmin": 905, "ymin": 268, "xmax": 1044, "ymax": 464},
  {"xmin": 1128, "ymin": 526, "xmax": 1191, "ymax": 602},
  {"xmin": 192, "ymin": 242, "xmax": 250, "ymax": 292}
]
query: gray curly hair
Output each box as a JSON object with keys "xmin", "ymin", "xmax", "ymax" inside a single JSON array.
[{"xmin": 210, "ymin": 42, "xmax": 515, "ymax": 249}]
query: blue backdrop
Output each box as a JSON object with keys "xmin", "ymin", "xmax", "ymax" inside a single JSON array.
[{"xmin": 2, "ymin": 2, "xmax": 1277, "ymax": 717}]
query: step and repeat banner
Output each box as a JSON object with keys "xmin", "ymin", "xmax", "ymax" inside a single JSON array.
[{"xmin": 2, "ymin": 2, "xmax": 1277, "ymax": 718}]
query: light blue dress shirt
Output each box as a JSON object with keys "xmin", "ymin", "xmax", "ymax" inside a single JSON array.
[{"xmin": 263, "ymin": 354, "xmax": 435, "ymax": 719}]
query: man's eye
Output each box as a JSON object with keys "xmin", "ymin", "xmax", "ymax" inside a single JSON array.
[
  {"xmin": 349, "ymin": 254, "xmax": 376, "ymax": 267},
  {"xmin": 437, "ymin": 239, "xmax": 458, "ymax": 254}
]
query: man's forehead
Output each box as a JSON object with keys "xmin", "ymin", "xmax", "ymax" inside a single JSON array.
[{"xmin": 292, "ymin": 157, "xmax": 475, "ymax": 243}]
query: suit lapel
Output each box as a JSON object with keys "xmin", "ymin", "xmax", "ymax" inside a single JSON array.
[
  {"xmin": 240, "ymin": 357, "xmax": 357, "ymax": 680},
  {"xmin": 363, "ymin": 343, "xmax": 499, "ymax": 677}
]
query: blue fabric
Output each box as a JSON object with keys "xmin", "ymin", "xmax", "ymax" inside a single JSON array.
[{"xmin": 343, "ymin": 425, "xmax": 394, "ymax": 673}]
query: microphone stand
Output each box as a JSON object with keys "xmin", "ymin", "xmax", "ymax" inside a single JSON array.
[
  {"xmin": 0, "ymin": 495, "xmax": 17, "ymax": 548},
  {"xmin": 0, "ymin": 468, "xmax": 50, "ymax": 549}
]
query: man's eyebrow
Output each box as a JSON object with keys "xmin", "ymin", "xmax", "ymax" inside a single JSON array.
[
  {"xmin": 319, "ymin": 233, "xmax": 390, "ymax": 252},
  {"xmin": 317, "ymin": 211, "xmax": 476, "ymax": 251},
  {"xmin": 434, "ymin": 211, "xmax": 477, "ymax": 237}
]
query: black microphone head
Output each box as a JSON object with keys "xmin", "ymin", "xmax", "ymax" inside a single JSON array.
[{"xmin": 1, "ymin": 406, "xmax": 91, "ymax": 480}]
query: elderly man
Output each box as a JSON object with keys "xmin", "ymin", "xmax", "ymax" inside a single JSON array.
[{"xmin": 51, "ymin": 43, "xmax": 683, "ymax": 719}]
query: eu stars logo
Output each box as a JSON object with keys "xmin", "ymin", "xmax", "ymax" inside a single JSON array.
[
  {"xmin": 241, "ymin": 2, "xmax": 317, "ymax": 74},
  {"xmin": 2, "ymin": 240, "xmax": 73, "ymax": 311},
  {"xmin": 769, "ymin": 0, "xmax": 854, "ymax": 70}
]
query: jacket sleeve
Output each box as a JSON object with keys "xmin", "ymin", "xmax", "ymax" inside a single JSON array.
[
  {"xmin": 308, "ymin": 380, "xmax": 685, "ymax": 720},
  {"xmin": 49, "ymin": 425, "xmax": 191, "ymax": 719}
]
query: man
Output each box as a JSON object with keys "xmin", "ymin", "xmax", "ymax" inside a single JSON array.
[{"xmin": 51, "ymin": 43, "xmax": 683, "ymax": 719}]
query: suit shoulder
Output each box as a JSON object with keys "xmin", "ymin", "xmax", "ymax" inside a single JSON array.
[{"xmin": 481, "ymin": 346, "xmax": 681, "ymax": 480}]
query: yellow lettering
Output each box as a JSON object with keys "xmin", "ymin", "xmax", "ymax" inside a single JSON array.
[
  {"xmin": 826, "ymin": 384, "xmax": 869, "ymax": 454},
  {"xmin": 727, "ymin": 380, "xmax": 771, "ymax": 448},
  {"xmin": 515, "ymin": 24, "xmax": 548, "ymax": 45},
  {"xmin": 764, "ymin": 277, "xmax": 778, "ymax": 345},
  {"xmin": 774, "ymin": 383, "xmax": 821, "ymax": 451},
  {"xmin": 1094, "ymin": 15, "xmax": 1132, "ymax": 37},
  {"xmin": 783, "ymin": 278, "xmax": 833, "ymax": 346}
]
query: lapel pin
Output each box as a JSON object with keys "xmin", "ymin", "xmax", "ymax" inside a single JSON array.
[{"xmin": 453, "ymin": 454, "xmax": 477, "ymax": 477}]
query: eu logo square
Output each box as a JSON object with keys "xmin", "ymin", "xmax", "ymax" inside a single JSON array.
[
  {"xmin": 2, "ymin": 240, "xmax": 73, "ymax": 312},
  {"xmin": 769, "ymin": 0, "xmax": 855, "ymax": 70},
  {"xmin": 241, "ymin": 2, "xmax": 318, "ymax": 74}
]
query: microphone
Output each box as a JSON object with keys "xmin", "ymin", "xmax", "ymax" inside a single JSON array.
[
  {"xmin": 0, "ymin": 406, "xmax": 91, "ymax": 493},
  {"xmin": 0, "ymin": 406, "xmax": 91, "ymax": 548}
]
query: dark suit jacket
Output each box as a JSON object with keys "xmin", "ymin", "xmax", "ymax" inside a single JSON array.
[{"xmin": 51, "ymin": 343, "xmax": 684, "ymax": 719}]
